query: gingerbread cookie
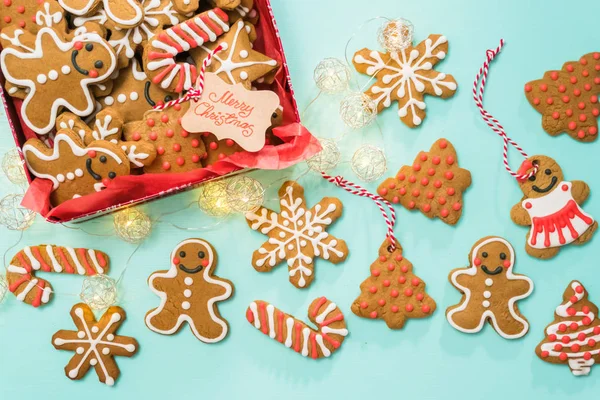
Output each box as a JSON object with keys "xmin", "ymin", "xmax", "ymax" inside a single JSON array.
[
  {"xmin": 123, "ymin": 102, "xmax": 208, "ymax": 173},
  {"xmin": 58, "ymin": 0, "xmax": 144, "ymax": 29},
  {"xmin": 353, "ymin": 34, "xmax": 457, "ymax": 127},
  {"xmin": 1, "ymin": 27, "xmax": 117, "ymax": 134},
  {"xmin": 189, "ymin": 19, "xmax": 278, "ymax": 89},
  {"xmin": 220, "ymin": 0, "xmax": 258, "ymax": 24},
  {"xmin": 143, "ymin": 8, "xmax": 230, "ymax": 93},
  {"xmin": 246, "ymin": 180, "xmax": 348, "ymax": 289},
  {"xmin": 524, "ymin": 52, "xmax": 600, "ymax": 142},
  {"xmin": 246, "ymin": 297, "xmax": 348, "ymax": 359},
  {"xmin": 511, "ymin": 156, "xmax": 597, "ymax": 259},
  {"xmin": 146, "ymin": 238, "xmax": 234, "ymax": 343},
  {"xmin": 378, "ymin": 139, "xmax": 471, "ymax": 225},
  {"xmin": 7, "ymin": 245, "xmax": 109, "ymax": 308},
  {"xmin": 536, "ymin": 281, "xmax": 600, "ymax": 376},
  {"xmin": 52, "ymin": 303, "xmax": 138, "ymax": 386},
  {"xmin": 211, "ymin": 0, "xmax": 240, "ymax": 10},
  {"xmin": 170, "ymin": 0, "xmax": 199, "ymax": 14},
  {"xmin": 447, "ymin": 236, "xmax": 533, "ymax": 339},
  {"xmin": 22, "ymin": 130, "xmax": 135, "ymax": 205},
  {"xmin": 351, "ymin": 239, "xmax": 435, "ymax": 329}
]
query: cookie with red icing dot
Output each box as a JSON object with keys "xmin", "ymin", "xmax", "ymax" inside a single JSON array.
[
  {"xmin": 0, "ymin": 0, "xmax": 45, "ymax": 31},
  {"xmin": 377, "ymin": 138, "xmax": 471, "ymax": 225},
  {"xmin": 351, "ymin": 239, "xmax": 436, "ymax": 329},
  {"xmin": 524, "ymin": 52, "xmax": 600, "ymax": 142},
  {"xmin": 536, "ymin": 281, "xmax": 600, "ymax": 376}
]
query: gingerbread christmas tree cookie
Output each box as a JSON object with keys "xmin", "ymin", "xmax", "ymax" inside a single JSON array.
[
  {"xmin": 351, "ymin": 239, "xmax": 435, "ymax": 329},
  {"xmin": 378, "ymin": 138, "xmax": 471, "ymax": 225},
  {"xmin": 245, "ymin": 181, "xmax": 348, "ymax": 289},
  {"xmin": 524, "ymin": 52, "xmax": 600, "ymax": 142},
  {"xmin": 536, "ymin": 281, "xmax": 600, "ymax": 376}
]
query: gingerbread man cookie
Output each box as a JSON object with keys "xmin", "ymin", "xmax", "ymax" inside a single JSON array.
[
  {"xmin": 1, "ymin": 27, "xmax": 117, "ymax": 134},
  {"xmin": 447, "ymin": 236, "xmax": 533, "ymax": 339},
  {"xmin": 511, "ymin": 156, "xmax": 597, "ymax": 259},
  {"xmin": 145, "ymin": 238, "xmax": 234, "ymax": 343}
]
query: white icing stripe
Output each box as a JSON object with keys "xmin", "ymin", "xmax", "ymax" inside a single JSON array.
[
  {"xmin": 46, "ymin": 245, "xmax": 62, "ymax": 272},
  {"xmin": 146, "ymin": 58, "xmax": 174, "ymax": 71},
  {"xmin": 23, "ymin": 247, "xmax": 41, "ymax": 270},
  {"xmin": 150, "ymin": 39, "xmax": 178, "ymax": 55},
  {"xmin": 161, "ymin": 64, "xmax": 181, "ymax": 89},
  {"xmin": 315, "ymin": 303, "xmax": 336, "ymax": 324},
  {"xmin": 183, "ymin": 63, "xmax": 193, "ymax": 91},
  {"xmin": 194, "ymin": 17, "xmax": 216, "ymax": 42},
  {"xmin": 180, "ymin": 23, "xmax": 205, "ymax": 46},
  {"xmin": 315, "ymin": 334, "xmax": 331, "ymax": 357},
  {"xmin": 321, "ymin": 326, "xmax": 349, "ymax": 337},
  {"xmin": 16, "ymin": 279, "xmax": 38, "ymax": 301},
  {"xmin": 88, "ymin": 250, "xmax": 104, "ymax": 274},
  {"xmin": 65, "ymin": 247, "xmax": 86, "ymax": 274},
  {"xmin": 42, "ymin": 286, "xmax": 52, "ymax": 303},
  {"xmin": 166, "ymin": 29, "xmax": 190, "ymax": 52},
  {"xmin": 249, "ymin": 302, "xmax": 260, "ymax": 329},
  {"xmin": 7, "ymin": 265, "xmax": 28, "ymax": 274},
  {"xmin": 266, "ymin": 304, "xmax": 276, "ymax": 339},
  {"xmin": 284, "ymin": 317, "xmax": 294, "ymax": 348},
  {"xmin": 208, "ymin": 11, "xmax": 229, "ymax": 32},
  {"xmin": 301, "ymin": 327, "xmax": 310, "ymax": 357}
]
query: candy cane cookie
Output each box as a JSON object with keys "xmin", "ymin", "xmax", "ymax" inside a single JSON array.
[
  {"xmin": 143, "ymin": 7, "xmax": 230, "ymax": 93},
  {"xmin": 6, "ymin": 245, "xmax": 109, "ymax": 308},
  {"xmin": 246, "ymin": 297, "xmax": 348, "ymax": 359}
]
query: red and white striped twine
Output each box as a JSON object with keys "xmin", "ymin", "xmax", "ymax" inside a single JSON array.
[
  {"xmin": 321, "ymin": 172, "xmax": 397, "ymax": 249},
  {"xmin": 153, "ymin": 45, "xmax": 224, "ymax": 111},
  {"xmin": 472, "ymin": 39, "xmax": 538, "ymax": 181}
]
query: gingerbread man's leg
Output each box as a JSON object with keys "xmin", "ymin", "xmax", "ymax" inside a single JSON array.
[
  {"xmin": 573, "ymin": 221, "xmax": 598, "ymax": 245},
  {"xmin": 145, "ymin": 303, "xmax": 185, "ymax": 335},
  {"xmin": 187, "ymin": 312, "xmax": 228, "ymax": 343},
  {"xmin": 447, "ymin": 302, "xmax": 485, "ymax": 333},
  {"xmin": 489, "ymin": 305, "xmax": 528, "ymax": 338},
  {"xmin": 525, "ymin": 232, "xmax": 560, "ymax": 259}
]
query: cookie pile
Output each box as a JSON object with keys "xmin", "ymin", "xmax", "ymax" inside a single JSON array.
[{"xmin": 0, "ymin": 0, "xmax": 282, "ymax": 206}]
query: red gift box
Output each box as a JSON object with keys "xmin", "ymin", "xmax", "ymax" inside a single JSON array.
[{"xmin": 0, "ymin": 0, "xmax": 320, "ymax": 223}]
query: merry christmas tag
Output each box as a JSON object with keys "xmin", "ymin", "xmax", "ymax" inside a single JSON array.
[{"xmin": 181, "ymin": 72, "xmax": 280, "ymax": 152}]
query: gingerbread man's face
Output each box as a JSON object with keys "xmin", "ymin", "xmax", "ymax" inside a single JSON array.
[
  {"xmin": 472, "ymin": 238, "xmax": 514, "ymax": 276},
  {"xmin": 172, "ymin": 241, "xmax": 212, "ymax": 275},
  {"xmin": 71, "ymin": 39, "xmax": 114, "ymax": 80},
  {"xmin": 85, "ymin": 146, "xmax": 130, "ymax": 192},
  {"xmin": 518, "ymin": 155, "xmax": 564, "ymax": 198}
]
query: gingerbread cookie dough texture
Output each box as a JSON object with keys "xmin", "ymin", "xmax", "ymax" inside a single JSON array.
[{"xmin": 446, "ymin": 236, "xmax": 533, "ymax": 339}]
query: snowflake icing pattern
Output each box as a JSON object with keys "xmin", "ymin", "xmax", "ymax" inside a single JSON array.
[
  {"xmin": 246, "ymin": 181, "xmax": 348, "ymax": 288},
  {"xmin": 353, "ymin": 34, "xmax": 457, "ymax": 128}
]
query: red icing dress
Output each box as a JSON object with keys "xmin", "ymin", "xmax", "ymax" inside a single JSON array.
[{"xmin": 522, "ymin": 181, "xmax": 594, "ymax": 249}]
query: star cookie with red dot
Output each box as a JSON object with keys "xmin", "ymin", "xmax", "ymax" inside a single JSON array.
[
  {"xmin": 525, "ymin": 52, "xmax": 600, "ymax": 142},
  {"xmin": 378, "ymin": 138, "xmax": 471, "ymax": 225}
]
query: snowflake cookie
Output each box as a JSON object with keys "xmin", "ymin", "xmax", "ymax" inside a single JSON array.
[
  {"xmin": 51, "ymin": 303, "xmax": 138, "ymax": 386},
  {"xmin": 245, "ymin": 181, "xmax": 348, "ymax": 289},
  {"xmin": 353, "ymin": 34, "xmax": 457, "ymax": 128}
]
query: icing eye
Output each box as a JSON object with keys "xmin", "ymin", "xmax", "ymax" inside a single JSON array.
[
  {"xmin": 500, "ymin": 253, "xmax": 506, "ymax": 260},
  {"xmin": 85, "ymin": 43, "xmax": 93, "ymax": 51},
  {"xmin": 482, "ymin": 252, "xmax": 488, "ymax": 258},
  {"xmin": 272, "ymin": 112, "xmax": 278, "ymax": 119},
  {"xmin": 99, "ymin": 156, "xmax": 107, "ymax": 163},
  {"xmin": 528, "ymin": 175, "xmax": 536, "ymax": 182},
  {"xmin": 94, "ymin": 60, "xmax": 103, "ymax": 68},
  {"xmin": 545, "ymin": 169, "xmax": 552, "ymax": 175},
  {"xmin": 164, "ymin": 95, "xmax": 173, "ymax": 102},
  {"xmin": 108, "ymin": 172, "xmax": 116, "ymax": 179},
  {"xmin": 198, "ymin": 251, "xmax": 205, "ymax": 258},
  {"xmin": 179, "ymin": 251, "xmax": 186, "ymax": 257}
]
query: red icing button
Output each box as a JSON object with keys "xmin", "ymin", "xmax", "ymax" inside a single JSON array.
[
  {"xmin": 439, "ymin": 139, "xmax": 448, "ymax": 149},
  {"xmin": 592, "ymin": 95, "xmax": 598, "ymax": 103},
  {"xmin": 161, "ymin": 114, "xmax": 169, "ymax": 123},
  {"xmin": 420, "ymin": 178, "xmax": 429, "ymax": 186},
  {"xmin": 426, "ymin": 191, "xmax": 434, "ymax": 199},
  {"xmin": 369, "ymin": 311, "xmax": 377, "ymax": 319},
  {"xmin": 173, "ymin": 257, "xmax": 180, "ymax": 265},
  {"xmin": 132, "ymin": 132, "xmax": 141, "ymax": 141},
  {"xmin": 416, "ymin": 293, "xmax": 424, "ymax": 301},
  {"xmin": 102, "ymin": 178, "xmax": 111, "ymax": 187},
  {"xmin": 421, "ymin": 305, "xmax": 430, "ymax": 313},
  {"xmin": 562, "ymin": 184, "xmax": 569, "ymax": 191},
  {"xmin": 558, "ymin": 85, "xmax": 566, "ymax": 93},
  {"xmin": 567, "ymin": 307, "xmax": 576, "ymax": 316},
  {"xmin": 401, "ymin": 265, "xmax": 408, "ymax": 273},
  {"xmin": 525, "ymin": 202, "xmax": 532, "ymax": 209},
  {"xmin": 546, "ymin": 98, "xmax": 553, "ymax": 105},
  {"xmin": 391, "ymin": 305, "xmax": 399, "ymax": 313},
  {"xmin": 149, "ymin": 132, "xmax": 158, "ymax": 141},
  {"xmin": 589, "ymin": 127, "xmax": 598, "ymax": 135},
  {"xmin": 446, "ymin": 156, "xmax": 454, "ymax": 165},
  {"xmin": 404, "ymin": 288, "xmax": 413, "ymax": 297},
  {"xmin": 377, "ymin": 299, "xmax": 385, "ymax": 306},
  {"xmin": 578, "ymin": 102, "xmax": 586, "ymax": 110},
  {"xmin": 539, "ymin": 83, "xmax": 547, "ymax": 92},
  {"xmin": 176, "ymin": 157, "xmax": 185, "ymax": 166},
  {"xmin": 180, "ymin": 129, "xmax": 189, "ymax": 138},
  {"xmin": 146, "ymin": 118, "xmax": 155, "ymax": 127},
  {"xmin": 452, "ymin": 202, "xmax": 461, "ymax": 211},
  {"xmin": 578, "ymin": 130, "xmax": 586, "ymax": 139},
  {"xmin": 405, "ymin": 304, "xmax": 414, "ymax": 312},
  {"xmin": 408, "ymin": 200, "xmax": 416, "ymax": 208},
  {"xmin": 369, "ymin": 286, "xmax": 377, "ymax": 294},
  {"xmin": 408, "ymin": 175, "xmax": 416, "ymax": 183},
  {"xmin": 432, "ymin": 156, "xmax": 441, "ymax": 165},
  {"xmin": 434, "ymin": 180, "xmax": 442, "ymax": 188},
  {"xmin": 379, "ymin": 188, "xmax": 388, "ymax": 196},
  {"xmin": 89, "ymin": 70, "xmax": 98, "ymax": 78},
  {"xmin": 566, "ymin": 109, "xmax": 573, "ymax": 116},
  {"xmin": 173, "ymin": 143, "xmax": 181, "ymax": 152},
  {"xmin": 503, "ymin": 260, "xmax": 510, "ymax": 268},
  {"xmin": 550, "ymin": 71, "xmax": 559, "ymax": 80},
  {"xmin": 382, "ymin": 280, "xmax": 390, "ymax": 287},
  {"xmin": 422, "ymin": 204, "xmax": 431, "ymax": 212},
  {"xmin": 162, "ymin": 162, "xmax": 171, "ymax": 170},
  {"xmin": 411, "ymin": 278, "xmax": 419, "ymax": 286},
  {"xmin": 440, "ymin": 208, "xmax": 449, "ymax": 218},
  {"xmin": 412, "ymin": 189, "xmax": 420, "ymax": 197},
  {"xmin": 446, "ymin": 187, "xmax": 455, "ymax": 196},
  {"xmin": 390, "ymin": 289, "xmax": 399, "ymax": 298},
  {"xmin": 397, "ymin": 173, "xmax": 406, "ymax": 181},
  {"xmin": 474, "ymin": 258, "xmax": 481, "ymax": 266},
  {"xmin": 87, "ymin": 150, "xmax": 96, "ymax": 158},
  {"xmin": 438, "ymin": 197, "xmax": 446, "ymax": 205},
  {"xmin": 166, "ymin": 129, "xmax": 174, "ymax": 138},
  {"xmin": 445, "ymin": 171, "xmax": 454, "ymax": 180},
  {"xmin": 413, "ymin": 163, "xmax": 421, "ymax": 172},
  {"xmin": 568, "ymin": 121, "xmax": 577, "ymax": 130},
  {"xmin": 74, "ymin": 41, "xmax": 83, "ymax": 50},
  {"xmin": 388, "ymin": 183, "xmax": 396, "ymax": 189},
  {"xmin": 395, "ymin": 254, "xmax": 402, "ymax": 262},
  {"xmin": 372, "ymin": 269, "xmax": 381, "ymax": 277},
  {"xmin": 427, "ymin": 168, "xmax": 435, "ymax": 176},
  {"xmin": 191, "ymin": 139, "xmax": 199, "ymax": 148},
  {"xmin": 420, "ymin": 154, "xmax": 428, "ymax": 161},
  {"xmin": 562, "ymin": 96, "xmax": 570, "ymax": 103},
  {"xmin": 387, "ymin": 263, "xmax": 395, "ymax": 271},
  {"xmin": 579, "ymin": 114, "xmax": 587, "ymax": 122},
  {"xmin": 574, "ymin": 89, "xmax": 581, "ymax": 96},
  {"xmin": 570, "ymin": 76, "xmax": 578, "ymax": 84},
  {"xmin": 524, "ymin": 84, "xmax": 532, "ymax": 92},
  {"xmin": 392, "ymin": 196, "xmax": 399, "ymax": 204},
  {"xmin": 398, "ymin": 276, "xmax": 406, "ymax": 284},
  {"xmin": 379, "ymin": 256, "xmax": 387, "ymax": 262},
  {"xmin": 360, "ymin": 301, "xmax": 368, "ymax": 309},
  {"xmin": 209, "ymin": 142, "xmax": 218, "ymax": 150},
  {"xmin": 533, "ymin": 98, "xmax": 540, "ymax": 105},
  {"xmin": 3, "ymin": 16, "xmax": 10, "ymax": 23},
  {"xmin": 399, "ymin": 187, "xmax": 407, "ymax": 195}
]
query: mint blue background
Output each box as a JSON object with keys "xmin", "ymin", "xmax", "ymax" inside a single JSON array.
[{"xmin": 1, "ymin": 0, "xmax": 600, "ymax": 398}]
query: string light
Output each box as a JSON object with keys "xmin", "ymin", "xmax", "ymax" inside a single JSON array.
[
  {"xmin": 314, "ymin": 58, "xmax": 351, "ymax": 93},
  {"xmin": 0, "ymin": 274, "xmax": 7, "ymax": 303},
  {"xmin": 377, "ymin": 18, "xmax": 414, "ymax": 52},
  {"xmin": 2, "ymin": 148, "xmax": 27, "ymax": 186},
  {"xmin": 198, "ymin": 180, "xmax": 232, "ymax": 217},
  {"xmin": 352, "ymin": 145, "xmax": 387, "ymax": 182},
  {"xmin": 225, "ymin": 176, "xmax": 265, "ymax": 214},
  {"xmin": 306, "ymin": 138, "xmax": 341, "ymax": 172},
  {"xmin": 80, "ymin": 274, "xmax": 117, "ymax": 310},
  {"xmin": 113, "ymin": 208, "xmax": 152, "ymax": 243},
  {"xmin": 0, "ymin": 194, "xmax": 35, "ymax": 230},
  {"xmin": 340, "ymin": 92, "xmax": 378, "ymax": 129}
]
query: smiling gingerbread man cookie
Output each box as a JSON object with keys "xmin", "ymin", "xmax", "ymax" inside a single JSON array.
[
  {"xmin": 446, "ymin": 236, "xmax": 534, "ymax": 339},
  {"xmin": 145, "ymin": 239, "xmax": 234, "ymax": 343},
  {"xmin": 510, "ymin": 155, "xmax": 597, "ymax": 259}
]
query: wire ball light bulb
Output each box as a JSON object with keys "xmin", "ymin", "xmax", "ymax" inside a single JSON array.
[
  {"xmin": 80, "ymin": 274, "xmax": 117, "ymax": 310},
  {"xmin": 225, "ymin": 176, "xmax": 265, "ymax": 214},
  {"xmin": 377, "ymin": 18, "xmax": 414, "ymax": 52},
  {"xmin": 113, "ymin": 208, "xmax": 152, "ymax": 243},
  {"xmin": 314, "ymin": 58, "xmax": 351, "ymax": 93},
  {"xmin": 0, "ymin": 274, "xmax": 7, "ymax": 303},
  {"xmin": 2, "ymin": 148, "xmax": 27, "ymax": 185},
  {"xmin": 352, "ymin": 145, "xmax": 387, "ymax": 182},
  {"xmin": 306, "ymin": 138, "xmax": 341, "ymax": 172},
  {"xmin": 340, "ymin": 92, "xmax": 378, "ymax": 129},
  {"xmin": 0, "ymin": 194, "xmax": 35, "ymax": 230},
  {"xmin": 198, "ymin": 180, "xmax": 232, "ymax": 217}
]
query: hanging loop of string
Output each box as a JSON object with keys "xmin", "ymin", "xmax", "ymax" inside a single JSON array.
[
  {"xmin": 152, "ymin": 45, "xmax": 224, "ymax": 111},
  {"xmin": 321, "ymin": 172, "xmax": 397, "ymax": 249},
  {"xmin": 472, "ymin": 39, "xmax": 538, "ymax": 181}
]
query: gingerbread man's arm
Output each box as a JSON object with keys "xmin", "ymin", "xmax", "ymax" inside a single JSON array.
[
  {"xmin": 448, "ymin": 268, "xmax": 476, "ymax": 289},
  {"xmin": 507, "ymin": 276, "xmax": 533, "ymax": 297},
  {"xmin": 571, "ymin": 180, "xmax": 590, "ymax": 204},
  {"xmin": 510, "ymin": 201, "xmax": 531, "ymax": 226},
  {"xmin": 210, "ymin": 276, "xmax": 234, "ymax": 297}
]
